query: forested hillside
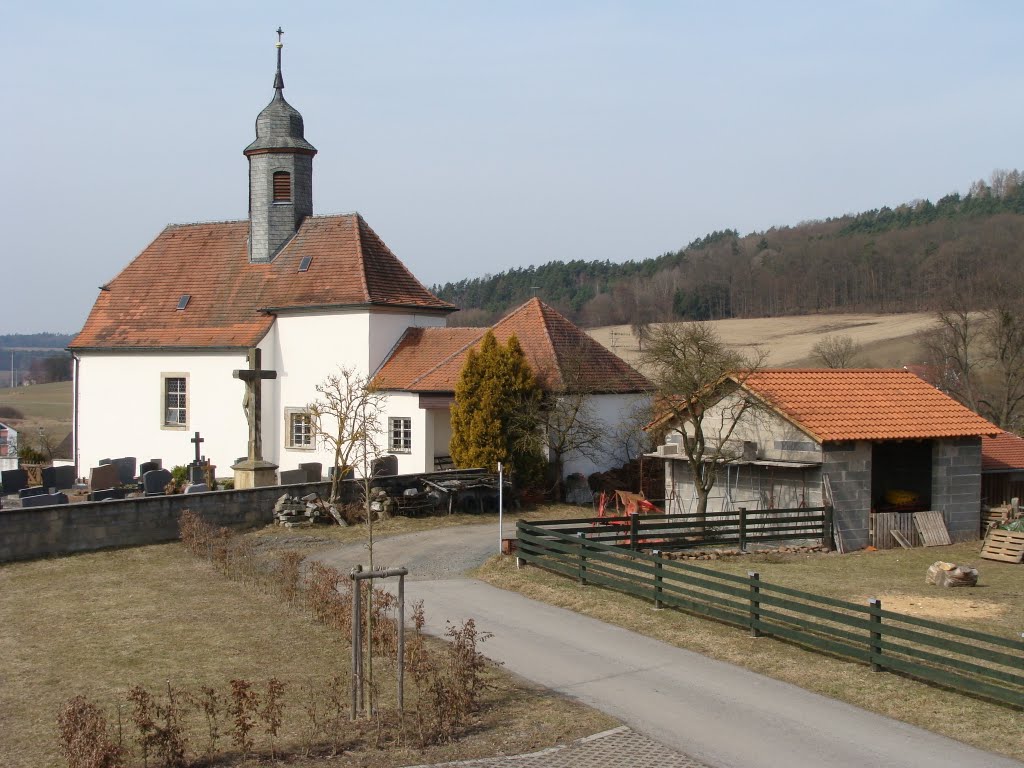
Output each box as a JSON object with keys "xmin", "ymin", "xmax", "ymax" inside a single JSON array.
[{"xmin": 434, "ymin": 170, "xmax": 1024, "ymax": 327}]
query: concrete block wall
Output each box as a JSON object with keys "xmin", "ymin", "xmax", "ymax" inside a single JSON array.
[
  {"xmin": 822, "ymin": 441, "xmax": 872, "ymax": 550},
  {"xmin": 932, "ymin": 437, "xmax": 982, "ymax": 541}
]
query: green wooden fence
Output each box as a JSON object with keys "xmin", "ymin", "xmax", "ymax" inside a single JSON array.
[
  {"xmin": 516, "ymin": 520, "xmax": 1024, "ymax": 707},
  {"xmin": 528, "ymin": 505, "xmax": 832, "ymax": 552}
]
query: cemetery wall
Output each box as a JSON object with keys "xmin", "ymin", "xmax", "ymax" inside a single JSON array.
[{"xmin": 0, "ymin": 480, "xmax": 332, "ymax": 563}]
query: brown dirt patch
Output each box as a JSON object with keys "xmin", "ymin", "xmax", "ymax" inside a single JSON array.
[{"xmin": 863, "ymin": 593, "xmax": 1007, "ymax": 620}]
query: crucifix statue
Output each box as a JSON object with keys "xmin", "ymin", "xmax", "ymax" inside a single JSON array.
[{"xmin": 233, "ymin": 348, "xmax": 277, "ymax": 462}]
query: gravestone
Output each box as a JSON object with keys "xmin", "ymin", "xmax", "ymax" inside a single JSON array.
[
  {"xmin": 1, "ymin": 469, "xmax": 28, "ymax": 495},
  {"xmin": 371, "ymin": 455, "xmax": 398, "ymax": 477},
  {"xmin": 279, "ymin": 468, "xmax": 307, "ymax": 485},
  {"xmin": 143, "ymin": 468, "xmax": 173, "ymax": 496},
  {"xmin": 112, "ymin": 457, "xmax": 137, "ymax": 485},
  {"xmin": 139, "ymin": 460, "xmax": 160, "ymax": 477},
  {"xmin": 22, "ymin": 492, "xmax": 69, "ymax": 508},
  {"xmin": 99, "ymin": 458, "xmax": 111, "ymax": 465},
  {"xmin": 89, "ymin": 488, "xmax": 126, "ymax": 502},
  {"xmin": 19, "ymin": 486, "xmax": 47, "ymax": 499},
  {"xmin": 42, "ymin": 465, "xmax": 77, "ymax": 491},
  {"xmin": 89, "ymin": 463, "xmax": 120, "ymax": 491},
  {"xmin": 148, "ymin": 458, "xmax": 163, "ymax": 469},
  {"xmin": 329, "ymin": 465, "xmax": 354, "ymax": 481},
  {"xmin": 189, "ymin": 464, "xmax": 207, "ymax": 484},
  {"xmin": 185, "ymin": 483, "xmax": 209, "ymax": 494},
  {"xmin": 299, "ymin": 462, "xmax": 322, "ymax": 482}
]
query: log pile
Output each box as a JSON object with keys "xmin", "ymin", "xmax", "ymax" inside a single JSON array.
[{"xmin": 925, "ymin": 561, "xmax": 979, "ymax": 588}]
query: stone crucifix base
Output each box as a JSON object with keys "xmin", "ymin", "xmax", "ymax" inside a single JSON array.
[{"xmin": 231, "ymin": 459, "xmax": 279, "ymax": 489}]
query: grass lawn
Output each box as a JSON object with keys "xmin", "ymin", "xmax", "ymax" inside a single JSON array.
[
  {"xmin": 0, "ymin": 542, "xmax": 613, "ymax": 768},
  {"xmin": 475, "ymin": 539, "xmax": 1024, "ymax": 761},
  {"xmin": 0, "ymin": 380, "xmax": 73, "ymax": 452}
]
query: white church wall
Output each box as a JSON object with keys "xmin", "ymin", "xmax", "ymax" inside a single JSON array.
[
  {"xmin": 76, "ymin": 350, "xmax": 249, "ymax": 475},
  {"xmin": 379, "ymin": 392, "xmax": 431, "ymax": 475},
  {"xmin": 273, "ymin": 312, "xmax": 370, "ymax": 473},
  {"xmin": 561, "ymin": 393, "xmax": 650, "ymax": 479},
  {"xmin": 368, "ymin": 312, "xmax": 448, "ymax": 374}
]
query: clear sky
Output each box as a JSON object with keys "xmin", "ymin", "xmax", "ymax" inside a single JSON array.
[{"xmin": 6, "ymin": 1, "xmax": 1024, "ymax": 333}]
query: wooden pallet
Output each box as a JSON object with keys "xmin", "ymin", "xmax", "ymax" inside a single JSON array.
[
  {"xmin": 913, "ymin": 511, "xmax": 952, "ymax": 546},
  {"xmin": 871, "ymin": 512, "xmax": 917, "ymax": 549},
  {"xmin": 980, "ymin": 530, "xmax": 1024, "ymax": 563}
]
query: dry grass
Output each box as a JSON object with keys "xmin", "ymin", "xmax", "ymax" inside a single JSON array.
[
  {"xmin": 475, "ymin": 541, "xmax": 1024, "ymax": 761},
  {"xmin": 0, "ymin": 542, "xmax": 613, "ymax": 767},
  {"xmin": 588, "ymin": 312, "xmax": 938, "ymax": 369},
  {"xmin": 0, "ymin": 380, "xmax": 73, "ymax": 451}
]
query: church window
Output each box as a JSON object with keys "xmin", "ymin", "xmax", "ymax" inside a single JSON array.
[
  {"xmin": 389, "ymin": 417, "xmax": 412, "ymax": 453},
  {"xmin": 286, "ymin": 408, "xmax": 313, "ymax": 449},
  {"xmin": 273, "ymin": 171, "xmax": 292, "ymax": 202},
  {"xmin": 162, "ymin": 375, "xmax": 188, "ymax": 428}
]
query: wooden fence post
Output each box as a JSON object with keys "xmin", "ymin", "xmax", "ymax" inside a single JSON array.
[
  {"xmin": 869, "ymin": 597, "xmax": 883, "ymax": 672},
  {"xmin": 738, "ymin": 507, "xmax": 747, "ymax": 552},
  {"xmin": 823, "ymin": 504, "xmax": 834, "ymax": 552},
  {"xmin": 749, "ymin": 571, "xmax": 761, "ymax": 637},
  {"xmin": 630, "ymin": 512, "xmax": 639, "ymax": 551},
  {"xmin": 653, "ymin": 549, "xmax": 663, "ymax": 609},
  {"xmin": 576, "ymin": 531, "xmax": 588, "ymax": 585}
]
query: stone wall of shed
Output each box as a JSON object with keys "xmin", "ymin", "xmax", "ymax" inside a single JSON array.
[
  {"xmin": 932, "ymin": 437, "xmax": 982, "ymax": 541},
  {"xmin": 822, "ymin": 441, "xmax": 872, "ymax": 550}
]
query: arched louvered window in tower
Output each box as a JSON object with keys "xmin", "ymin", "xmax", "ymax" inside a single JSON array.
[{"xmin": 272, "ymin": 171, "xmax": 292, "ymax": 202}]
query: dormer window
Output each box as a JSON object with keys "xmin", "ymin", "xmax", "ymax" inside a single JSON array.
[{"xmin": 273, "ymin": 171, "xmax": 292, "ymax": 202}]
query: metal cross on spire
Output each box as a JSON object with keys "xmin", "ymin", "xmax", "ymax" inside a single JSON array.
[{"xmin": 273, "ymin": 27, "xmax": 285, "ymax": 91}]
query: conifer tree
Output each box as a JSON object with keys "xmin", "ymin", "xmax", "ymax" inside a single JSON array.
[{"xmin": 450, "ymin": 331, "xmax": 543, "ymax": 480}]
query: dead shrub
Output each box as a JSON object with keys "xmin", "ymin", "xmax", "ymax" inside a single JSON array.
[
  {"xmin": 126, "ymin": 683, "xmax": 187, "ymax": 768},
  {"xmin": 56, "ymin": 695, "xmax": 124, "ymax": 768},
  {"xmin": 259, "ymin": 678, "xmax": 286, "ymax": 759},
  {"xmin": 228, "ymin": 679, "xmax": 259, "ymax": 756},
  {"xmin": 276, "ymin": 551, "xmax": 304, "ymax": 605}
]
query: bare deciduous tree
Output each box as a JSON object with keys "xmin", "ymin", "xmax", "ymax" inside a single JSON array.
[
  {"xmin": 640, "ymin": 322, "xmax": 766, "ymax": 519},
  {"xmin": 307, "ymin": 367, "xmax": 385, "ymax": 504},
  {"xmin": 810, "ymin": 334, "xmax": 862, "ymax": 368},
  {"xmin": 921, "ymin": 304, "xmax": 1024, "ymax": 432}
]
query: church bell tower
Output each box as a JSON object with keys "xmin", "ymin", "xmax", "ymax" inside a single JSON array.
[{"xmin": 244, "ymin": 29, "xmax": 317, "ymax": 263}]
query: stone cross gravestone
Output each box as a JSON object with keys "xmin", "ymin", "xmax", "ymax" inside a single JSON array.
[
  {"xmin": 89, "ymin": 463, "xmax": 120, "ymax": 491},
  {"xmin": 143, "ymin": 468, "xmax": 173, "ymax": 496},
  {"xmin": 233, "ymin": 348, "xmax": 277, "ymax": 463},
  {"xmin": 231, "ymin": 347, "xmax": 279, "ymax": 488}
]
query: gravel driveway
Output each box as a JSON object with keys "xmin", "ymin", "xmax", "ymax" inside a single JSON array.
[{"xmin": 309, "ymin": 519, "xmax": 517, "ymax": 580}]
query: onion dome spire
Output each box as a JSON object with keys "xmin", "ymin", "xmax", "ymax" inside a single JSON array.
[{"xmin": 244, "ymin": 28, "xmax": 317, "ymax": 155}]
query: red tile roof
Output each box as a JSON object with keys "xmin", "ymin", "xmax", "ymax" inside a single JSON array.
[
  {"xmin": 374, "ymin": 298, "xmax": 650, "ymax": 394},
  {"xmin": 70, "ymin": 214, "xmax": 456, "ymax": 350},
  {"xmin": 738, "ymin": 369, "xmax": 1000, "ymax": 442},
  {"xmin": 981, "ymin": 431, "xmax": 1024, "ymax": 472}
]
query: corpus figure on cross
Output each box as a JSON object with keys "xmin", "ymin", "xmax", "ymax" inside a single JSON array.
[{"xmin": 234, "ymin": 348, "xmax": 277, "ymax": 462}]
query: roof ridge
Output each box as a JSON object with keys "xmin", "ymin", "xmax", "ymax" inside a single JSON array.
[
  {"xmin": 165, "ymin": 218, "xmax": 248, "ymax": 229},
  {"xmin": 352, "ymin": 216, "xmax": 372, "ymax": 303}
]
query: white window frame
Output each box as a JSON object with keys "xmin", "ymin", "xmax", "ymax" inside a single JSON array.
[
  {"xmin": 160, "ymin": 373, "xmax": 189, "ymax": 430},
  {"xmin": 285, "ymin": 407, "xmax": 314, "ymax": 450},
  {"xmin": 389, "ymin": 416, "xmax": 412, "ymax": 453}
]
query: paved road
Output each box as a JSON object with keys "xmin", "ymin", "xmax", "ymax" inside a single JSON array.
[{"xmin": 311, "ymin": 524, "xmax": 1023, "ymax": 768}]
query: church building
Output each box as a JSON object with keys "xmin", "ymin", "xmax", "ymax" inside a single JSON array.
[{"xmin": 69, "ymin": 37, "xmax": 649, "ymax": 483}]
